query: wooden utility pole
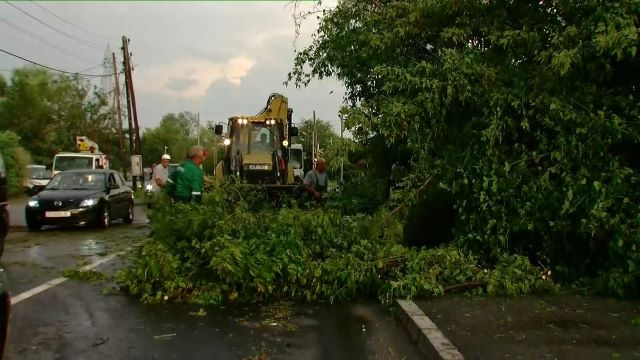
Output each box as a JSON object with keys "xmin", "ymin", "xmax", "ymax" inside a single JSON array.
[
  {"xmin": 339, "ymin": 114, "xmax": 344, "ymax": 182},
  {"xmin": 112, "ymin": 52, "xmax": 127, "ymax": 179},
  {"xmin": 312, "ymin": 110, "xmax": 316, "ymax": 169},
  {"xmin": 122, "ymin": 36, "xmax": 142, "ymax": 188}
]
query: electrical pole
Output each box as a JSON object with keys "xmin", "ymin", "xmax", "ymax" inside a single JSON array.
[
  {"xmin": 197, "ymin": 112, "xmax": 200, "ymax": 146},
  {"xmin": 112, "ymin": 52, "xmax": 127, "ymax": 179},
  {"xmin": 340, "ymin": 114, "xmax": 344, "ymax": 182},
  {"xmin": 122, "ymin": 36, "xmax": 142, "ymax": 188},
  {"xmin": 122, "ymin": 51, "xmax": 135, "ymax": 183},
  {"xmin": 312, "ymin": 110, "xmax": 316, "ymax": 169}
]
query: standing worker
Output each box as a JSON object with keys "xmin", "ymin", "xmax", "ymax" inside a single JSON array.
[
  {"xmin": 303, "ymin": 158, "xmax": 329, "ymax": 201},
  {"xmin": 165, "ymin": 145, "xmax": 207, "ymax": 203},
  {"xmin": 152, "ymin": 154, "xmax": 171, "ymax": 192}
]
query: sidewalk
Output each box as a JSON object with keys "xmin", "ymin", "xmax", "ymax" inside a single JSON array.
[{"xmin": 411, "ymin": 294, "xmax": 640, "ymax": 359}]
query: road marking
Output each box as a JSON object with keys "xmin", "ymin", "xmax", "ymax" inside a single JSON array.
[
  {"xmin": 396, "ymin": 299, "xmax": 464, "ymax": 360},
  {"xmin": 11, "ymin": 251, "xmax": 123, "ymax": 305}
]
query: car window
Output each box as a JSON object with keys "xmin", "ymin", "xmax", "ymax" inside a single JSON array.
[
  {"xmin": 115, "ymin": 173, "xmax": 124, "ymax": 186},
  {"xmin": 108, "ymin": 173, "xmax": 118, "ymax": 188},
  {"xmin": 47, "ymin": 172, "xmax": 105, "ymax": 190}
]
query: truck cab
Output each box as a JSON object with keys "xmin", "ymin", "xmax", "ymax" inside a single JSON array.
[
  {"xmin": 215, "ymin": 94, "xmax": 299, "ymax": 186},
  {"xmin": 52, "ymin": 152, "xmax": 109, "ymax": 176},
  {"xmin": 51, "ymin": 136, "xmax": 109, "ymax": 176}
]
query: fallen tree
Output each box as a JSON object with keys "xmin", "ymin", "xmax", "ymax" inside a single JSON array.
[{"xmin": 118, "ymin": 187, "xmax": 554, "ymax": 305}]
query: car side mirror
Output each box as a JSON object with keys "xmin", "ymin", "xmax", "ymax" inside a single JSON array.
[
  {"xmin": 290, "ymin": 126, "xmax": 299, "ymax": 137},
  {"xmin": 214, "ymin": 124, "xmax": 224, "ymax": 135}
]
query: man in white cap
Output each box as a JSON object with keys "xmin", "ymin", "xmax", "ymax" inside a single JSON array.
[{"xmin": 152, "ymin": 154, "xmax": 171, "ymax": 192}]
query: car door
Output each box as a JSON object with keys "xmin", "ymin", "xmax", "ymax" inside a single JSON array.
[
  {"xmin": 106, "ymin": 172, "xmax": 125, "ymax": 218},
  {"xmin": 116, "ymin": 173, "xmax": 133, "ymax": 216}
]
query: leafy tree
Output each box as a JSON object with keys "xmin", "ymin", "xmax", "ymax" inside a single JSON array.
[
  {"xmin": 294, "ymin": 118, "xmax": 338, "ymax": 157},
  {"xmin": 0, "ymin": 131, "xmax": 31, "ymax": 196},
  {"xmin": 0, "ymin": 75, "xmax": 7, "ymax": 98},
  {"xmin": 291, "ymin": 0, "xmax": 640, "ymax": 295},
  {"xmin": 141, "ymin": 112, "xmax": 223, "ymax": 175},
  {"xmin": 0, "ymin": 67, "xmax": 118, "ymax": 168}
]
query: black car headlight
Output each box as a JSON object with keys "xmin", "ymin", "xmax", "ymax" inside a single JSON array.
[{"xmin": 79, "ymin": 198, "xmax": 99, "ymax": 207}]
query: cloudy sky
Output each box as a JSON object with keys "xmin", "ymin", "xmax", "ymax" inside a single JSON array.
[{"xmin": 0, "ymin": 1, "xmax": 346, "ymax": 132}]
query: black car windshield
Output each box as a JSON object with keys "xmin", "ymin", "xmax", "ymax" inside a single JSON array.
[{"xmin": 46, "ymin": 172, "xmax": 105, "ymax": 190}]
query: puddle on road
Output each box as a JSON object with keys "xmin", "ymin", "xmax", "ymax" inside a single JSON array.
[{"xmin": 78, "ymin": 238, "xmax": 106, "ymax": 256}]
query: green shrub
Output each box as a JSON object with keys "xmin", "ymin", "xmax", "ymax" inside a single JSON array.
[{"xmin": 0, "ymin": 131, "xmax": 31, "ymax": 196}]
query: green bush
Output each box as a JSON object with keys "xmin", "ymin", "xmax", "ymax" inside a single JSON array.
[
  {"xmin": 0, "ymin": 131, "xmax": 31, "ymax": 196},
  {"xmin": 118, "ymin": 187, "xmax": 553, "ymax": 305}
]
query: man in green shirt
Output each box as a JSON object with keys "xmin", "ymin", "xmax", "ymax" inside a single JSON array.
[{"xmin": 165, "ymin": 145, "xmax": 207, "ymax": 203}]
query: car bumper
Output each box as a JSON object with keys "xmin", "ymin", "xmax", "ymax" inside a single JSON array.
[{"xmin": 25, "ymin": 206, "xmax": 100, "ymax": 226}]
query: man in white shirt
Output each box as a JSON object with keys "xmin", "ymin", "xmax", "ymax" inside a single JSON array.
[
  {"xmin": 303, "ymin": 158, "xmax": 328, "ymax": 201},
  {"xmin": 152, "ymin": 154, "xmax": 171, "ymax": 192}
]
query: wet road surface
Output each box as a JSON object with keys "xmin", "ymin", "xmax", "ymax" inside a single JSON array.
[
  {"xmin": 417, "ymin": 295, "xmax": 640, "ymax": 359},
  {"xmin": 1, "ymin": 207, "xmax": 421, "ymax": 359}
]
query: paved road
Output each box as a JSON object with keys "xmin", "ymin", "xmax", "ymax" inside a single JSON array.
[
  {"xmin": 1, "ymin": 209, "xmax": 421, "ymax": 359},
  {"xmin": 7, "ymin": 198, "xmax": 27, "ymax": 228}
]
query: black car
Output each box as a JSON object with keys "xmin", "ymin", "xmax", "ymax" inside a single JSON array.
[
  {"xmin": 25, "ymin": 169, "xmax": 134, "ymax": 230},
  {"xmin": 0, "ymin": 152, "xmax": 8, "ymax": 257}
]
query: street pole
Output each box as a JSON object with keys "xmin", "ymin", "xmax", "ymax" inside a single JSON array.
[
  {"xmin": 312, "ymin": 110, "xmax": 316, "ymax": 169},
  {"xmin": 111, "ymin": 52, "xmax": 127, "ymax": 179},
  {"xmin": 197, "ymin": 112, "xmax": 200, "ymax": 146},
  {"xmin": 122, "ymin": 36, "xmax": 141, "ymax": 188},
  {"xmin": 121, "ymin": 43, "xmax": 135, "ymax": 185},
  {"xmin": 339, "ymin": 116, "xmax": 343, "ymax": 182}
]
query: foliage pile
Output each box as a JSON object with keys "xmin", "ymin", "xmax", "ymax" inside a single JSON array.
[
  {"xmin": 290, "ymin": 0, "xmax": 640, "ymax": 296},
  {"xmin": 118, "ymin": 188, "xmax": 553, "ymax": 305},
  {"xmin": 0, "ymin": 131, "xmax": 31, "ymax": 196}
]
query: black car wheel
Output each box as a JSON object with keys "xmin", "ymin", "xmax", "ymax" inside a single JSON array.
[
  {"xmin": 26, "ymin": 216, "xmax": 41, "ymax": 232},
  {"xmin": 123, "ymin": 201, "xmax": 134, "ymax": 224},
  {"xmin": 99, "ymin": 205, "xmax": 110, "ymax": 229}
]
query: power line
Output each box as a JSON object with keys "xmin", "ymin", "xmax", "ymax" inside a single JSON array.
[
  {"xmin": 4, "ymin": 1, "xmax": 104, "ymax": 51},
  {"xmin": 0, "ymin": 48, "xmax": 115, "ymax": 77},
  {"xmin": 0, "ymin": 15, "xmax": 94, "ymax": 64},
  {"xmin": 29, "ymin": 0, "xmax": 112, "ymax": 42}
]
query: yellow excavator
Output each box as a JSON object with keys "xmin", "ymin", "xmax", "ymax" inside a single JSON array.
[{"xmin": 214, "ymin": 93, "xmax": 299, "ymax": 189}]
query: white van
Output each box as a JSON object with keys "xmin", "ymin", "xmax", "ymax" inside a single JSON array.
[{"xmin": 23, "ymin": 165, "xmax": 51, "ymax": 195}]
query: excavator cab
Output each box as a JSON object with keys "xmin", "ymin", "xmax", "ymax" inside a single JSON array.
[{"xmin": 215, "ymin": 94, "xmax": 299, "ymax": 188}]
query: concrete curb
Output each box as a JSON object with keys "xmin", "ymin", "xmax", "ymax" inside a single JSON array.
[{"xmin": 395, "ymin": 299, "xmax": 464, "ymax": 360}]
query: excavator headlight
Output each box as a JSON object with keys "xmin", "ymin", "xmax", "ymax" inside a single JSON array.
[
  {"xmin": 223, "ymin": 138, "xmax": 231, "ymax": 146},
  {"xmin": 282, "ymin": 140, "xmax": 289, "ymax": 147}
]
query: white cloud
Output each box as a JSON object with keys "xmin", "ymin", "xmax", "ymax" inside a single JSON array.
[
  {"xmin": 136, "ymin": 56, "xmax": 256, "ymax": 98},
  {"xmin": 0, "ymin": 1, "xmax": 346, "ymax": 130}
]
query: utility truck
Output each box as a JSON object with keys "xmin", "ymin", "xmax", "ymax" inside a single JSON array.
[{"xmin": 52, "ymin": 136, "xmax": 109, "ymax": 177}]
